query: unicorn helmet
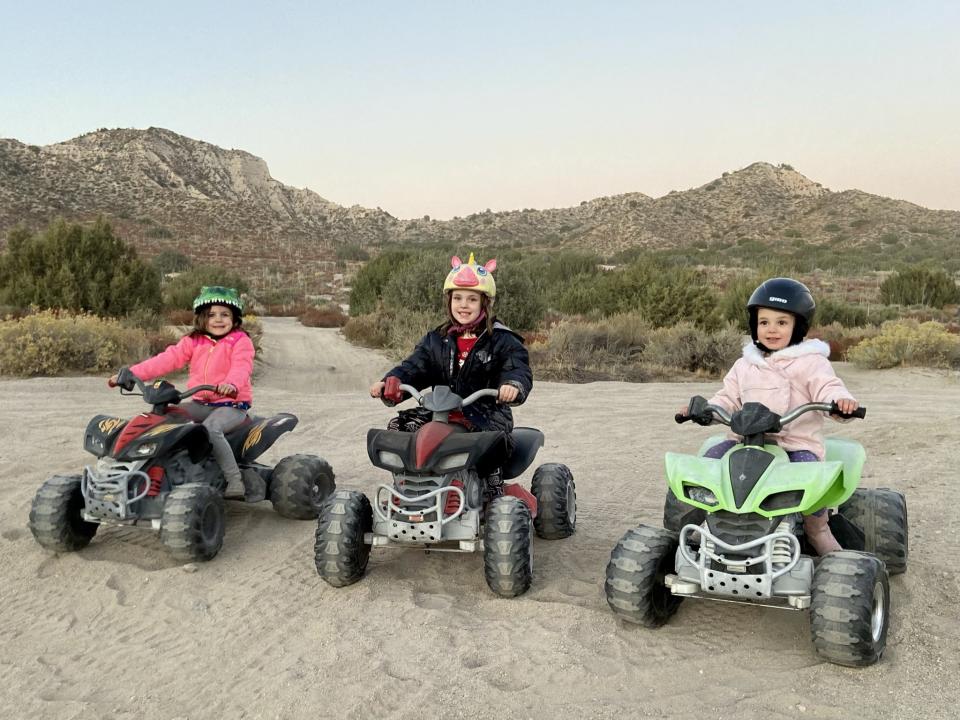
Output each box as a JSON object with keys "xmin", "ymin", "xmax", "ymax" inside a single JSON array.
[{"xmin": 442, "ymin": 253, "xmax": 497, "ymax": 298}]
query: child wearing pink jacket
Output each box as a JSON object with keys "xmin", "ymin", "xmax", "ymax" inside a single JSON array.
[
  {"xmin": 681, "ymin": 278, "xmax": 859, "ymax": 556},
  {"xmin": 108, "ymin": 287, "xmax": 257, "ymax": 500}
]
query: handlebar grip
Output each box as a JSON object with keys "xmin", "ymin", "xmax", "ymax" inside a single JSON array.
[
  {"xmin": 830, "ymin": 402, "xmax": 866, "ymax": 419},
  {"xmin": 675, "ymin": 413, "xmax": 691, "ymax": 424}
]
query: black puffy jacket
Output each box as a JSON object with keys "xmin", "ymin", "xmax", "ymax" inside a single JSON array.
[{"xmin": 384, "ymin": 321, "xmax": 532, "ymax": 434}]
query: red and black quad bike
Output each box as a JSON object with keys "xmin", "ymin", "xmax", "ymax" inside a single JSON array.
[
  {"xmin": 314, "ymin": 384, "xmax": 576, "ymax": 597},
  {"xmin": 29, "ymin": 367, "xmax": 335, "ymax": 562}
]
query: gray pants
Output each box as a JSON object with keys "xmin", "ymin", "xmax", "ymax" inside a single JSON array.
[{"xmin": 183, "ymin": 402, "xmax": 247, "ymax": 484}]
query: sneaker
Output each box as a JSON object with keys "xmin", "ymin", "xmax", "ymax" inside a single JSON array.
[
  {"xmin": 242, "ymin": 468, "xmax": 267, "ymax": 503},
  {"xmin": 224, "ymin": 475, "xmax": 246, "ymax": 499}
]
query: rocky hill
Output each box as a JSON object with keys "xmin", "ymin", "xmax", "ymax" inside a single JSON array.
[{"xmin": 1, "ymin": 127, "xmax": 957, "ymax": 290}]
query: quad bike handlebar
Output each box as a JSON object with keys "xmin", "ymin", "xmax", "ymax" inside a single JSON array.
[
  {"xmin": 114, "ymin": 367, "xmax": 218, "ymax": 406},
  {"xmin": 675, "ymin": 397, "xmax": 866, "ymax": 427},
  {"xmin": 397, "ymin": 383, "xmax": 499, "ymax": 412}
]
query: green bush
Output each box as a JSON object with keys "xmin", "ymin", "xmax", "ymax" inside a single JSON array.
[
  {"xmin": 0, "ymin": 310, "xmax": 151, "ymax": 376},
  {"xmin": 555, "ymin": 260, "xmax": 717, "ymax": 327},
  {"xmin": 847, "ymin": 320, "xmax": 960, "ymax": 369},
  {"xmin": 879, "ymin": 267, "xmax": 960, "ymax": 308},
  {"xmin": 153, "ymin": 249, "xmax": 192, "ymax": 275},
  {"xmin": 0, "ymin": 218, "xmax": 161, "ymax": 316},
  {"xmin": 816, "ymin": 299, "xmax": 899, "ymax": 328}
]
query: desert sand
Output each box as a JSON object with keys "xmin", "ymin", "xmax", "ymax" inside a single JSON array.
[{"xmin": 1, "ymin": 317, "xmax": 958, "ymax": 720}]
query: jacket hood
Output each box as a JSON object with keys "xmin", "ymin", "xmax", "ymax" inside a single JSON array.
[{"xmin": 743, "ymin": 338, "xmax": 830, "ymax": 366}]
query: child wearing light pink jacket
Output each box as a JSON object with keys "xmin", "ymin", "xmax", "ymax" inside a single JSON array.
[{"xmin": 682, "ymin": 278, "xmax": 859, "ymax": 556}]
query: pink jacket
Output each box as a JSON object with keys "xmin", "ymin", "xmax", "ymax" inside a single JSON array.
[
  {"xmin": 708, "ymin": 339, "xmax": 854, "ymax": 459},
  {"xmin": 130, "ymin": 330, "xmax": 255, "ymax": 405}
]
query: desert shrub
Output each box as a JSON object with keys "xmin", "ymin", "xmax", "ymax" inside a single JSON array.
[
  {"xmin": 642, "ymin": 322, "xmax": 743, "ymax": 375},
  {"xmin": 0, "ymin": 310, "xmax": 151, "ymax": 376},
  {"xmin": 528, "ymin": 314, "xmax": 741, "ymax": 382},
  {"xmin": 0, "ymin": 218, "xmax": 161, "ymax": 316},
  {"xmin": 528, "ymin": 315, "xmax": 651, "ymax": 382},
  {"xmin": 342, "ymin": 314, "xmax": 390, "ymax": 348},
  {"xmin": 879, "ymin": 267, "xmax": 960, "ymax": 308},
  {"xmin": 847, "ymin": 320, "xmax": 960, "ymax": 369},
  {"xmin": 162, "ymin": 265, "xmax": 250, "ymax": 311},
  {"xmin": 808, "ymin": 323, "xmax": 880, "ymax": 361},
  {"xmin": 299, "ymin": 304, "xmax": 348, "ymax": 328},
  {"xmin": 341, "ymin": 307, "xmax": 437, "ymax": 358}
]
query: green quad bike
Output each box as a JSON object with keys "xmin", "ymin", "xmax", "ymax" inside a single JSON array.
[{"xmin": 605, "ymin": 397, "xmax": 908, "ymax": 667}]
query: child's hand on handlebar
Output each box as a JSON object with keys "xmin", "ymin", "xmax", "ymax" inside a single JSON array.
[
  {"xmin": 498, "ymin": 384, "xmax": 519, "ymax": 403},
  {"xmin": 832, "ymin": 397, "xmax": 859, "ymax": 415},
  {"xmin": 216, "ymin": 383, "xmax": 238, "ymax": 397},
  {"xmin": 371, "ymin": 377, "xmax": 403, "ymax": 403},
  {"xmin": 107, "ymin": 374, "xmax": 119, "ymax": 388}
]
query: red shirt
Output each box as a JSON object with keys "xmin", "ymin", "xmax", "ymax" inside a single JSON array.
[{"xmin": 451, "ymin": 335, "xmax": 479, "ymax": 427}]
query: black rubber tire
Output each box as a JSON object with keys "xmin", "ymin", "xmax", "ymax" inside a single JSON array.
[
  {"xmin": 483, "ymin": 496, "xmax": 534, "ymax": 598},
  {"xmin": 531, "ymin": 463, "xmax": 576, "ymax": 539},
  {"xmin": 160, "ymin": 484, "xmax": 225, "ymax": 562},
  {"xmin": 838, "ymin": 489, "xmax": 908, "ymax": 575},
  {"xmin": 29, "ymin": 475, "xmax": 99, "ymax": 552},
  {"xmin": 314, "ymin": 490, "xmax": 373, "ymax": 587},
  {"xmin": 605, "ymin": 524, "xmax": 682, "ymax": 627},
  {"xmin": 810, "ymin": 551, "xmax": 890, "ymax": 667},
  {"xmin": 270, "ymin": 454, "xmax": 336, "ymax": 520},
  {"xmin": 662, "ymin": 489, "xmax": 706, "ymax": 533}
]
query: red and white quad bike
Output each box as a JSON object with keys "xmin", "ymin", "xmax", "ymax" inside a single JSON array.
[{"xmin": 314, "ymin": 384, "xmax": 576, "ymax": 597}]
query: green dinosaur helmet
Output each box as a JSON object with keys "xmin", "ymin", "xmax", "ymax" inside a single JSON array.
[{"xmin": 192, "ymin": 286, "xmax": 244, "ymax": 316}]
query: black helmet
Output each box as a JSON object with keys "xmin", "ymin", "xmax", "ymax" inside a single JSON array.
[{"xmin": 747, "ymin": 277, "xmax": 815, "ymax": 348}]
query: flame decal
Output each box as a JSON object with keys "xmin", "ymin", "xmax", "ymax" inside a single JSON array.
[
  {"xmin": 142, "ymin": 423, "xmax": 178, "ymax": 438},
  {"xmin": 242, "ymin": 421, "xmax": 268, "ymax": 455},
  {"xmin": 98, "ymin": 417, "xmax": 124, "ymax": 434}
]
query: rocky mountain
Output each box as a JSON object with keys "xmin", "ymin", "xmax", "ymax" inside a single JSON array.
[{"xmin": 1, "ymin": 127, "xmax": 957, "ymax": 290}]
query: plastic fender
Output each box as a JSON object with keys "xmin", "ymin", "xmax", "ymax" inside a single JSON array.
[
  {"xmin": 822, "ymin": 437, "xmax": 866, "ymax": 507},
  {"xmin": 730, "ymin": 450, "xmax": 844, "ymax": 517},
  {"xmin": 665, "ymin": 452, "xmax": 724, "ymax": 512}
]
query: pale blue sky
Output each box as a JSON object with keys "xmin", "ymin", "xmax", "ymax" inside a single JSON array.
[{"xmin": 2, "ymin": 1, "xmax": 957, "ymax": 218}]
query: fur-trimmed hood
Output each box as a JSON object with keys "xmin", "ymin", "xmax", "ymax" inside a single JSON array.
[{"xmin": 742, "ymin": 338, "xmax": 831, "ymax": 366}]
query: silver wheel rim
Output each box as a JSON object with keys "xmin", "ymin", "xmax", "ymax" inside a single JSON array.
[
  {"xmin": 566, "ymin": 481, "xmax": 577, "ymax": 525},
  {"xmin": 871, "ymin": 580, "xmax": 886, "ymax": 642}
]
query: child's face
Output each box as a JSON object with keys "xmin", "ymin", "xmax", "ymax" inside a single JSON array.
[
  {"xmin": 756, "ymin": 307, "xmax": 796, "ymax": 350},
  {"xmin": 204, "ymin": 305, "xmax": 236, "ymax": 337},
  {"xmin": 449, "ymin": 290, "xmax": 484, "ymax": 325}
]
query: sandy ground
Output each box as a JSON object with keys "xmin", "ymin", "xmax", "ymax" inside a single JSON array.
[{"xmin": 1, "ymin": 316, "xmax": 958, "ymax": 720}]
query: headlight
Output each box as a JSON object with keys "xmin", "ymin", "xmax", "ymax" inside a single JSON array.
[
  {"xmin": 378, "ymin": 451, "xmax": 405, "ymax": 470},
  {"xmin": 686, "ymin": 485, "xmax": 718, "ymax": 506},
  {"xmin": 436, "ymin": 452, "xmax": 470, "ymax": 471},
  {"xmin": 136, "ymin": 442, "xmax": 158, "ymax": 456}
]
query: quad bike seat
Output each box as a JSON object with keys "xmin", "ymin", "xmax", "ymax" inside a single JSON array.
[
  {"xmin": 503, "ymin": 427, "xmax": 545, "ymax": 480},
  {"xmin": 224, "ymin": 413, "xmax": 299, "ymax": 462}
]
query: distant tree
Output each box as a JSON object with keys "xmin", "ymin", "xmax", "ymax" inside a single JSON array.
[{"xmin": 0, "ymin": 218, "xmax": 161, "ymax": 315}]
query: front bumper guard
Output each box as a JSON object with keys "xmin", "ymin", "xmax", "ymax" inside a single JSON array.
[
  {"xmin": 674, "ymin": 523, "xmax": 803, "ymax": 602},
  {"xmin": 372, "ymin": 483, "xmax": 466, "ymax": 543},
  {"xmin": 81, "ymin": 459, "xmax": 150, "ymax": 521}
]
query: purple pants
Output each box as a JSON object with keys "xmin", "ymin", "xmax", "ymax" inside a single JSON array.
[{"xmin": 704, "ymin": 440, "xmax": 824, "ymax": 515}]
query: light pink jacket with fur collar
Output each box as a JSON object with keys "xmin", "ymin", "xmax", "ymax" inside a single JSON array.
[{"xmin": 707, "ymin": 339, "xmax": 854, "ymax": 459}]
